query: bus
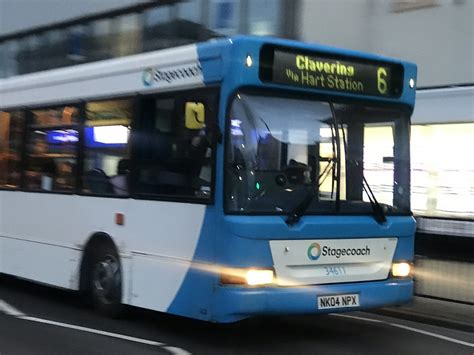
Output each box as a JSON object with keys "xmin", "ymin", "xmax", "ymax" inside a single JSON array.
[{"xmin": 0, "ymin": 36, "xmax": 417, "ymax": 323}]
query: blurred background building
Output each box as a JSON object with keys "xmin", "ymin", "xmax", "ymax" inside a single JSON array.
[
  {"xmin": 0, "ymin": 0, "xmax": 293, "ymax": 78},
  {"xmin": 1, "ymin": 0, "xmax": 472, "ymax": 85}
]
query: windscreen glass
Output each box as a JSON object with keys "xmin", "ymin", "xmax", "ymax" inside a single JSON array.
[{"xmin": 225, "ymin": 90, "xmax": 410, "ymax": 216}]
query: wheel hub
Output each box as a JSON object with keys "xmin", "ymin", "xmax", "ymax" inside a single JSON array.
[{"xmin": 92, "ymin": 254, "xmax": 119, "ymax": 303}]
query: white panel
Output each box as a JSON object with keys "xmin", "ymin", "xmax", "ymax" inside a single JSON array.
[
  {"xmin": 0, "ymin": 237, "xmax": 81, "ymax": 289},
  {"xmin": 270, "ymin": 238, "xmax": 397, "ymax": 286},
  {"xmin": 126, "ymin": 200, "xmax": 207, "ymax": 310},
  {"xmin": 120, "ymin": 254, "xmax": 133, "ymax": 304},
  {"xmin": 0, "ymin": 191, "xmax": 207, "ymax": 309},
  {"xmin": 0, "ymin": 45, "xmax": 204, "ymax": 108},
  {"xmin": 129, "ymin": 253, "xmax": 190, "ymax": 312}
]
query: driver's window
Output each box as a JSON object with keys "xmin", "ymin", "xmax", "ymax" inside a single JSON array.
[{"xmin": 363, "ymin": 123, "xmax": 395, "ymax": 206}]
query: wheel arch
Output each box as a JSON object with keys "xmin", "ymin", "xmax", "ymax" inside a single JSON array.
[{"xmin": 79, "ymin": 232, "xmax": 120, "ymax": 294}]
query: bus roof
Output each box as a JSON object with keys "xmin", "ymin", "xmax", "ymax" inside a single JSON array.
[{"xmin": 0, "ymin": 35, "xmax": 417, "ymax": 110}]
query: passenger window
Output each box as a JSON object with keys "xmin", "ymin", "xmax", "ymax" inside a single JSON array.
[
  {"xmin": 82, "ymin": 98, "xmax": 132, "ymax": 196},
  {"xmin": 25, "ymin": 106, "xmax": 79, "ymax": 192},
  {"xmin": 135, "ymin": 91, "xmax": 218, "ymax": 200},
  {"xmin": 0, "ymin": 110, "xmax": 24, "ymax": 188}
]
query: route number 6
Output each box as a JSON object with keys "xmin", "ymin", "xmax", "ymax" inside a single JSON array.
[{"xmin": 377, "ymin": 67, "xmax": 388, "ymax": 94}]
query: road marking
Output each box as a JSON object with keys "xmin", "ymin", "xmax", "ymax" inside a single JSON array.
[
  {"xmin": 0, "ymin": 298, "xmax": 191, "ymax": 355},
  {"xmin": 162, "ymin": 346, "xmax": 192, "ymax": 355},
  {"xmin": 0, "ymin": 300, "xmax": 25, "ymax": 317},
  {"xmin": 20, "ymin": 316, "xmax": 165, "ymax": 346},
  {"xmin": 330, "ymin": 313, "xmax": 383, "ymax": 324},
  {"xmin": 388, "ymin": 323, "xmax": 474, "ymax": 348},
  {"xmin": 331, "ymin": 313, "xmax": 474, "ymax": 348},
  {"xmin": 17, "ymin": 316, "xmax": 191, "ymax": 354}
]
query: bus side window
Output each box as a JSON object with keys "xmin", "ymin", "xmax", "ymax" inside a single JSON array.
[
  {"xmin": 0, "ymin": 110, "xmax": 24, "ymax": 189},
  {"xmin": 82, "ymin": 98, "xmax": 133, "ymax": 196},
  {"xmin": 135, "ymin": 89, "xmax": 218, "ymax": 200},
  {"xmin": 24, "ymin": 106, "xmax": 79, "ymax": 193}
]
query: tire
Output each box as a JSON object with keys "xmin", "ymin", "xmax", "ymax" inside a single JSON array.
[{"xmin": 85, "ymin": 242, "xmax": 123, "ymax": 317}]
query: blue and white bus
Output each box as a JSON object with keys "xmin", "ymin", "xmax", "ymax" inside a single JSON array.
[{"xmin": 0, "ymin": 36, "xmax": 416, "ymax": 322}]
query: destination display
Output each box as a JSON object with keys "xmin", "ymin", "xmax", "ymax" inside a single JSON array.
[{"xmin": 260, "ymin": 47, "xmax": 403, "ymax": 98}]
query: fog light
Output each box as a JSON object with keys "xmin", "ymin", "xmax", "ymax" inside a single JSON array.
[
  {"xmin": 392, "ymin": 262, "xmax": 412, "ymax": 277},
  {"xmin": 245, "ymin": 269, "xmax": 274, "ymax": 286}
]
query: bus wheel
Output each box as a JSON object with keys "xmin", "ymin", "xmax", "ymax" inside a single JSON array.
[{"xmin": 87, "ymin": 243, "xmax": 123, "ymax": 317}]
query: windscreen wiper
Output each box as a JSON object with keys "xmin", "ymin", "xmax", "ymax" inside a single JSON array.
[
  {"xmin": 285, "ymin": 188, "xmax": 317, "ymax": 226},
  {"xmin": 362, "ymin": 175, "xmax": 387, "ymax": 224},
  {"xmin": 329, "ymin": 103, "xmax": 342, "ymax": 210},
  {"xmin": 336, "ymin": 110, "xmax": 387, "ymax": 225}
]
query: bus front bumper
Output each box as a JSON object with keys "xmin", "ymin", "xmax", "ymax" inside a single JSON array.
[{"xmin": 212, "ymin": 278, "xmax": 413, "ymax": 323}]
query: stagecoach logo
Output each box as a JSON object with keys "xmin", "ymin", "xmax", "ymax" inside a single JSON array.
[
  {"xmin": 142, "ymin": 63, "xmax": 203, "ymax": 87},
  {"xmin": 307, "ymin": 243, "xmax": 322, "ymax": 261},
  {"xmin": 307, "ymin": 243, "xmax": 372, "ymax": 261},
  {"xmin": 142, "ymin": 68, "xmax": 154, "ymax": 86}
]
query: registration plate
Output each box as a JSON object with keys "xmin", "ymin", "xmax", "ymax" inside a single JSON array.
[{"xmin": 317, "ymin": 294, "xmax": 360, "ymax": 310}]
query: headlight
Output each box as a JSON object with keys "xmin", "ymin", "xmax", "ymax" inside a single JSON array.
[
  {"xmin": 220, "ymin": 268, "xmax": 275, "ymax": 286},
  {"xmin": 245, "ymin": 269, "xmax": 274, "ymax": 286},
  {"xmin": 391, "ymin": 262, "xmax": 412, "ymax": 278}
]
